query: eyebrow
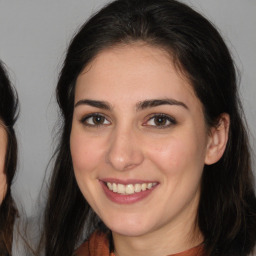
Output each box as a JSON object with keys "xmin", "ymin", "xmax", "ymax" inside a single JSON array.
[
  {"xmin": 74, "ymin": 98, "xmax": 188, "ymax": 111},
  {"xmin": 136, "ymin": 99, "xmax": 188, "ymax": 111},
  {"xmin": 75, "ymin": 99, "xmax": 111, "ymax": 110}
]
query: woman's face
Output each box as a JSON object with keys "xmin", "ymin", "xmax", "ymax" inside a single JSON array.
[
  {"xmin": 70, "ymin": 44, "xmax": 214, "ymax": 237},
  {"xmin": 0, "ymin": 123, "xmax": 7, "ymax": 204}
]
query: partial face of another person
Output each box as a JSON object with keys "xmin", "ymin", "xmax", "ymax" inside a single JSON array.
[
  {"xmin": 70, "ymin": 44, "xmax": 225, "ymax": 237},
  {"xmin": 0, "ymin": 123, "xmax": 7, "ymax": 204}
]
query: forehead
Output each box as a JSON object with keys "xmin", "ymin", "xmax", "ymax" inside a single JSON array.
[{"xmin": 75, "ymin": 43, "xmax": 200, "ymax": 109}]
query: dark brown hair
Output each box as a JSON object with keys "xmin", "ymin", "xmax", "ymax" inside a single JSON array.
[
  {"xmin": 42, "ymin": 0, "xmax": 256, "ymax": 255},
  {"xmin": 0, "ymin": 61, "xmax": 19, "ymax": 255}
]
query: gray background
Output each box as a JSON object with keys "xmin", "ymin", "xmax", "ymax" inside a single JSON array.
[{"xmin": 0, "ymin": 0, "xmax": 255, "ymax": 216}]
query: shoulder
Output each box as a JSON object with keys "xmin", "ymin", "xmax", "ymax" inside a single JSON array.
[{"xmin": 74, "ymin": 231, "xmax": 111, "ymax": 256}]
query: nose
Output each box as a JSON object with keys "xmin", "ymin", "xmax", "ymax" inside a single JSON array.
[{"xmin": 105, "ymin": 127, "xmax": 144, "ymax": 171}]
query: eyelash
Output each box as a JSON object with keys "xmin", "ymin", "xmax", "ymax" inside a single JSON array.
[
  {"xmin": 80, "ymin": 113, "xmax": 177, "ymax": 128},
  {"xmin": 143, "ymin": 114, "xmax": 177, "ymax": 128},
  {"xmin": 80, "ymin": 113, "xmax": 110, "ymax": 127}
]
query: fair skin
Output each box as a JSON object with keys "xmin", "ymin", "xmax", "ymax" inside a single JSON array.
[
  {"xmin": 70, "ymin": 43, "xmax": 229, "ymax": 256},
  {"xmin": 0, "ymin": 123, "xmax": 7, "ymax": 204}
]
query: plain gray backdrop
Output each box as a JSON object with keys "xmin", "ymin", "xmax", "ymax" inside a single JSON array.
[{"xmin": 0, "ymin": 0, "xmax": 255, "ymax": 216}]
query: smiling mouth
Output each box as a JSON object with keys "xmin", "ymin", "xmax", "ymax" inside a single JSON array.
[{"xmin": 105, "ymin": 182, "xmax": 157, "ymax": 195}]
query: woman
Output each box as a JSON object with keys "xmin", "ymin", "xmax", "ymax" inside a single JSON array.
[
  {"xmin": 0, "ymin": 61, "xmax": 19, "ymax": 255},
  {"xmin": 42, "ymin": 0, "xmax": 256, "ymax": 255}
]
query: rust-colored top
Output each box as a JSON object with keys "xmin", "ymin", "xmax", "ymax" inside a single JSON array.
[{"xmin": 74, "ymin": 231, "xmax": 205, "ymax": 256}]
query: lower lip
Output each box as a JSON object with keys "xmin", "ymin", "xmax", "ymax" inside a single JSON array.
[{"xmin": 100, "ymin": 181, "xmax": 157, "ymax": 204}]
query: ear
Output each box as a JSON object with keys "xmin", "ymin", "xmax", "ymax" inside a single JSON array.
[{"xmin": 205, "ymin": 113, "xmax": 230, "ymax": 165}]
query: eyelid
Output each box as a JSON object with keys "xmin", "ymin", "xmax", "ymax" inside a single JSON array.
[
  {"xmin": 142, "ymin": 113, "xmax": 177, "ymax": 128},
  {"xmin": 79, "ymin": 112, "xmax": 176, "ymax": 129},
  {"xmin": 80, "ymin": 112, "xmax": 111, "ymax": 127}
]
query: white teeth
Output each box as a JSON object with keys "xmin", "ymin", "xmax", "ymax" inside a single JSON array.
[
  {"xmin": 117, "ymin": 184, "xmax": 125, "ymax": 194},
  {"xmin": 105, "ymin": 182, "xmax": 157, "ymax": 195},
  {"xmin": 141, "ymin": 183, "xmax": 147, "ymax": 191},
  {"xmin": 134, "ymin": 184, "xmax": 141, "ymax": 193},
  {"xmin": 125, "ymin": 184, "xmax": 134, "ymax": 194},
  {"xmin": 107, "ymin": 182, "xmax": 113, "ymax": 190},
  {"xmin": 113, "ymin": 183, "xmax": 117, "ymax": 192}
]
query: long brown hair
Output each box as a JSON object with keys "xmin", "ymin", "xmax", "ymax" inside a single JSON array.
[
  {"xmin": 0, "ymin": 61, "xmax": 19, "ymax": 255},
  {"xmin": 42, "ymin": 0, "xmax": 256, "ymax": 255}
]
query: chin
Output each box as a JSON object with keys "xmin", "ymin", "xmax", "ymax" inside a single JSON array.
[
  {"xmin": 104, "ymin": 217, "xmax": 153, "ymax": 237},
  {"xmin": 110, "ymin": 226, "xmax": 148, "ymax": 237}
]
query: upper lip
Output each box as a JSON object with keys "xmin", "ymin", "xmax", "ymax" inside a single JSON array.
[{"xmin": 100, "ymin": 178, "xmax": 158, "ymax": 185}]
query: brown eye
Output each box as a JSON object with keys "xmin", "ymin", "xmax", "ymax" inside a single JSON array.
[
  {"xmin": 154, "ymin": 116, "xmax": 168, "ymax": 126},
  {"xmin": 92, "ymin": 116, "xmax": 105, "ymax": 125},
  {"xmin": 81, "ymin": 114, "xmax": 110, "ymax": 127},
  {"xmin": 145, "ymin": 114, "xmax": 176, "ymax": 128}
]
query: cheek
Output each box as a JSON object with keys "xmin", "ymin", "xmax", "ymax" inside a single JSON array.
[
  {"xmin": 70, "ymin": 127, "xmax": 104, "ymax": 177},
  {"xmin": 0, "ymin": 151, "xmax": 5, "ymax": 175},
  {"xmin": 150, "ymin": 141, "xmax": 187, "ymax": 174},
  {"xmin": 0, "ymin": 173, "xmax": 7, "ymax": 204},
  {"xmin": 147, "ymin": 132, "xmax": 206, "ymax": 177},
  {"xmin": 0, "ymin": 130, "xmax": 7, "ymax": 203}
]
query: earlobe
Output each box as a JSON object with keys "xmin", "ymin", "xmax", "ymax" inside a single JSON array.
[{"xmin": 205, "ymin": 113, "xmax": 230, "ymax": 165}]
